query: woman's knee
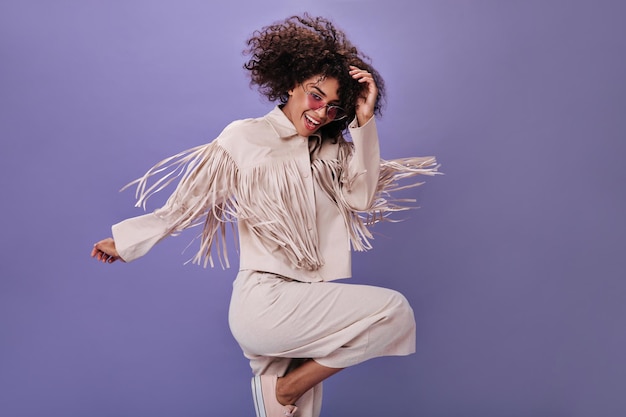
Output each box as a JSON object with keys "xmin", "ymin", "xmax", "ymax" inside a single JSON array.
[{"xmin": 388, "ymin": 290, "xmax": 416, "ymax": 331}]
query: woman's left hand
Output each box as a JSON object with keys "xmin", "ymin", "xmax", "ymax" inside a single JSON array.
[{"xmin": 349, "ymin": 65, "xmax": 378, "ymax": 126}]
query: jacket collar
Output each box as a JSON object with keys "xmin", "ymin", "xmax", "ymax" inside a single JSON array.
[{"xmin": 265, "ymin": 105, "xmax": 322, "ymax": 142}]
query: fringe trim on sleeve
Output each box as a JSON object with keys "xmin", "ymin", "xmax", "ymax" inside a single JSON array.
[
  {"xmin": 312, "ymin": 143, "xmax": 441, "ymax": 252},
  {"xmin": 121, "ymin": 141, "xmax": 239, "ymax": 268},
  {"xmin": 369, "ymin": 156, "xmax": 441, "ymax": 222}
]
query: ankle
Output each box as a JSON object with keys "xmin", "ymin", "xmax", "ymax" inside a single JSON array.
[{"xmin": 275, "ymin": 376, "xmax": 298, "ymax": 406}]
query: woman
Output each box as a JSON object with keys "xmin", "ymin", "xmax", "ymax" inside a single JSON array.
[{"xmin": 91, "ymin": 14, "xmax": 438, "ymax": 417}]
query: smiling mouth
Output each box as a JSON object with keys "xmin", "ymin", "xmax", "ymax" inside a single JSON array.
[{"xmin": 304, "ymin": 114, "xmax": 320, "ymax": 130}]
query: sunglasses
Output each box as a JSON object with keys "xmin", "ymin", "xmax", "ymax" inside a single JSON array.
[{"xmin": 302, "ymin": 85, "xmax": 347, "ymax": 121}]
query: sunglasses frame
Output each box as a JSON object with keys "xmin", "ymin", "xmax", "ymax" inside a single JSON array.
[{"xmin": 301, "ymin": 84, "xmax": 347, "ymax": 121}]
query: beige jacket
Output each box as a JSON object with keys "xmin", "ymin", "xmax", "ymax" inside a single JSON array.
[{"xmin": 112, "ymin": 106, "xmax": 438, "ymax": 282}]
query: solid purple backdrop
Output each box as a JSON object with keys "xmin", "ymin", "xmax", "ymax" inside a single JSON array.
[{"xmin": 1, "ymin": 1, "xmax": 625, "ymax": 416}]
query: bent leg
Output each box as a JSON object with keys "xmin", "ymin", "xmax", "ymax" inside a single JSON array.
[
  {"xmin": 276, "ymin": 359, "xmax": 342, "ymax": 406},
  {"xmin": 229, "ymin": 271, "xmax": 416, "ymax": 415},
  {"xmin": 230, "ymin": 272, "xmax": 415, "ymax": 368}
]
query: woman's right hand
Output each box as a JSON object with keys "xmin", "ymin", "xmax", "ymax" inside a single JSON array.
[{"xmin": 91, "ymin": 238, "xmax": 124, "ymax": 264}]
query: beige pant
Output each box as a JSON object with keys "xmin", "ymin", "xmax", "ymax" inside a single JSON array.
[{"xmin": 228, "ymin": 270, "xmax": 416, "ymax": 417}]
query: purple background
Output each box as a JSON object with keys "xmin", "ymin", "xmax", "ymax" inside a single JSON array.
[{"xmin": 1, "ymin": 1, "xmax": 625, "ymax": 416}]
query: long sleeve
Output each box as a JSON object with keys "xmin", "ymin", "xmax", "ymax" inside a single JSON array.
[
  {"xmin": 112, "ymin": 212, "xmax": 171, "ymax": 263},
  {"xmin": 341, "ymin": 116, "xmax": 381, "ymax": 211},
  {"xmin": 112, "ymin": 140, "xmax": 239, "ymax": 267}
]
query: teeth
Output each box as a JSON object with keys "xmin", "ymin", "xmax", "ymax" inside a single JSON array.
[{"xmin": 305, "ymin": 114, "xmax": 320, "ymax": 125}]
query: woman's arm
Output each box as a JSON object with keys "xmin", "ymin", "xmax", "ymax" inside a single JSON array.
[
  {"xmin": 341, "ymin": 66, "xmax": 381, "ymax": 211},
  {"xmin": 91, "ymin": 139, "xmax": 238, "ymax": 265}
]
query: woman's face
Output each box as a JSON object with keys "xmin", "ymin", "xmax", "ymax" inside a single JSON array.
[{"xmin": 282, "ymin": 75, "xmax": 341, "ymax": 137}]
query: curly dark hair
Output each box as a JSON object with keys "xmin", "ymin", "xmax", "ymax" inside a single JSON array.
[{"xmin": 243, "ymin": 13, "xmax": 386, "ymax": 139}]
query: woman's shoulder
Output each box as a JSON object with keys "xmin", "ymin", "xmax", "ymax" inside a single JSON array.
[
  {"xmin": 214, "ymin": 113, "xmax": 282, "ymax": 167},
  {"xmin": 217, "ymin": 114, "xmax": 274, "ymax": 143}
]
